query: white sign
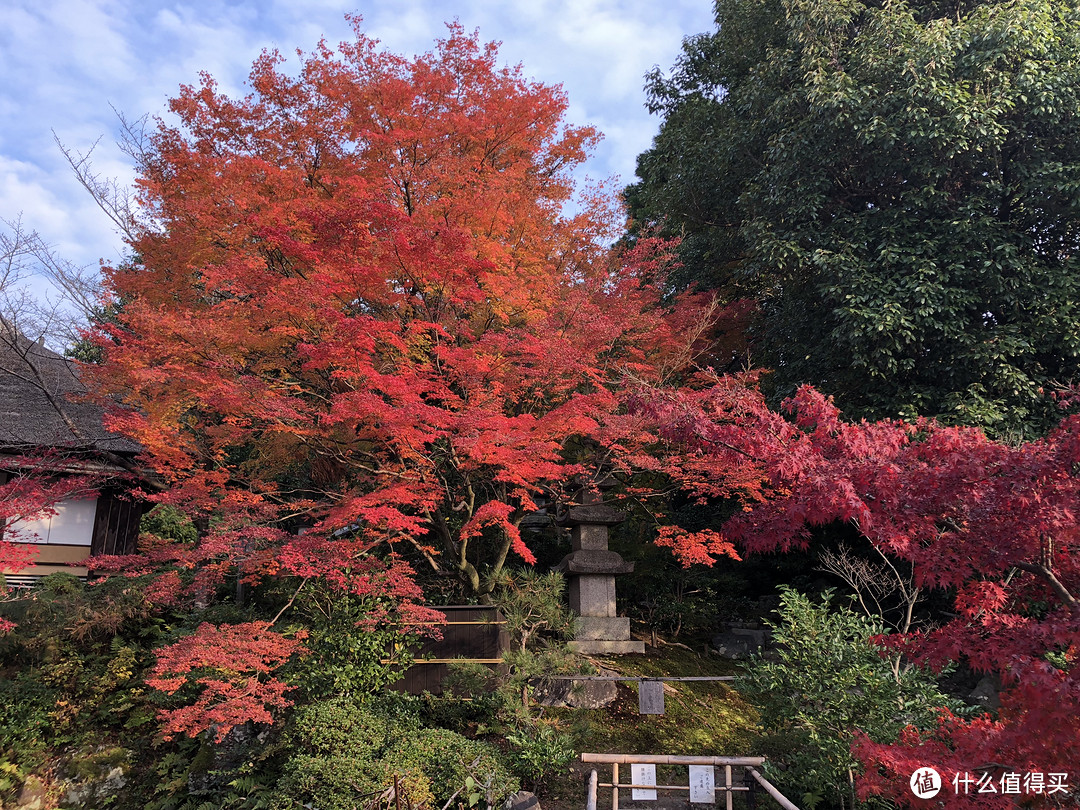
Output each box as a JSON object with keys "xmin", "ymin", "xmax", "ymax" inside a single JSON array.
[
  {"xmin": 689, "ymin": 765, "xmax": 716, "ymax": 804},
  {"xmin": 631, "ymin": 764, "xmax": 657, "ymax": 801}
]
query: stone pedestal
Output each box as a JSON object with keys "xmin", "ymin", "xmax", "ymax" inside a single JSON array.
[{"xmin": 555, "ymin": 499, "xmax": 644, "ymax": 655}]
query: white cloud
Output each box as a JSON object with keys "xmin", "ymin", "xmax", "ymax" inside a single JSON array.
[{"xmin": 0, "ymin": 0, "xmax": 716, "ymax": 284}]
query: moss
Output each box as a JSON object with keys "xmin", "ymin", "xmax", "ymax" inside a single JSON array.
[
  {"xmin": 539, "ymin": 645, "xmax": 761, "ymax": 809},
  {"xmin": 71, "ymin": 746, "xmax": 129, "ymax": 780}
]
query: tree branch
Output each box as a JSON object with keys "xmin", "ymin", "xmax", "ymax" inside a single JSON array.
[{"xmin": 1013, "ymin": 562, "xmax": 1080, "ymax": 616}]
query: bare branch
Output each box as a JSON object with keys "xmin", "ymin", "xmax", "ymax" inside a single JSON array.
[
  {"xmin": 53, "ymin": 131, "xmax": 144, "ymax": 244},
  {"xmin": 0, "ymin": 215, "xmax": 103, "ymax": 348},
  {"xmin": 818, "ymin": 543, "xmax": 922, "ymax": 633}
]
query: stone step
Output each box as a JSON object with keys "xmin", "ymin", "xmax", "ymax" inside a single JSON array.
[{"xmin": 569, "ymin": 639, "xmax": 646, "ymax": 655}]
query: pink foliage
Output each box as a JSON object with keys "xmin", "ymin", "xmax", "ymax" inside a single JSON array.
[{"xmin": 635, "ymin": 380, "xmax": 1080, "ymax": 792}]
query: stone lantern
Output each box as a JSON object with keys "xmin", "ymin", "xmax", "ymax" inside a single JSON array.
[{"xmin": 555, "ymin": 485, "xmax": 644, "ymax": 655}]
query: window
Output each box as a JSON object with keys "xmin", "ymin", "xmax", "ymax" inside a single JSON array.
[{"xmin": 6, "ymin": 498, "xmax": 98, "ymax": 546}]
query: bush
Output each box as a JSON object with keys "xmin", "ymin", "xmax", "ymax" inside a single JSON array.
[
  {"xmin": 273, "ymin": 696, "xmax": 516, "ymax": 810},
  {"xmin": 385, "ymin": 728, "xmax": 516, "ymax": 807},
  {"xmin": 505, "ymin": 722, "xmax": 575, "ymax": 792},
  {"xmin": 285, "ymin": 580, "xmax": 421, "ymax": 701},
  {"xmin": 737, "ymin": 588, "xmax": 957, "ymax": 810}
]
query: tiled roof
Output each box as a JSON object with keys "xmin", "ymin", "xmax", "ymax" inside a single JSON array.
[{"xmin": 0, "ymin": 329, "xmax": 140, "ymax": 455}]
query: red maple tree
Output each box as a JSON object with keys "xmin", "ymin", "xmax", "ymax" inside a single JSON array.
[
  {"xmin": 146, "ymin": 620, "xmax": 303, "ymax": 741},
  {"xmin": 83, "ymin": 21, "xmax": 726, "ymax": 738},
  {"xmin": 638, "ymin": 378, "xmax": 1080, "ymax": 803}
]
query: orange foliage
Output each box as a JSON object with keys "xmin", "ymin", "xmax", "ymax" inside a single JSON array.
[{"xmin": 81, "ymin": 21, "xmax": 738, "ymax": 740}]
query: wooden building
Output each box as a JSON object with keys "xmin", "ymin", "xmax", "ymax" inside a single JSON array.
[
  {"xmin": 393, "ymin": 605, "xmax": 510, "ymax": 695},
  {"xmin": 0, "ymin": 329, "xmax": 144, "ymax": 586}
]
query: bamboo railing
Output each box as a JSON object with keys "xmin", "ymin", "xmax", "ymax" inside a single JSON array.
[{"xmin": 580, "ymin": 753, "xmax": 799, "ymax": 810}]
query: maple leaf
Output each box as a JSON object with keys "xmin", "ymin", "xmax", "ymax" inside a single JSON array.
[
  {"xmin": 147, "ymin": 621, "xmax": 302, "ymax": 741},
  {"xmin": 635, "ymin": 378, "xmax": 1080, "ymax": 786}
]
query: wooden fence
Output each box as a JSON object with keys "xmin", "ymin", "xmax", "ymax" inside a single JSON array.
[
  {"xmin": 391, "ymin": 605, "xmax": 509, "ymax": 695},
  {"xmin": 582, "ymin": 754, "xmax": 799, "ymax": 810}
]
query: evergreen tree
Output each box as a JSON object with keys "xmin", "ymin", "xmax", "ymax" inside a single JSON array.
[{"xmin": 628, "ymin": 0, "xmax": 1080, "ymax": 435}]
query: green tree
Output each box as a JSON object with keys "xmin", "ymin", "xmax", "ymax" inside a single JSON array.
[{"xmin": 628, "ymin": 0, "xmax": 1080, "ymax": 435}]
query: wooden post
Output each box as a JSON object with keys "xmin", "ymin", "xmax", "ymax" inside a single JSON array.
[
  {"xmin": 586, "ymin": 769, "xmax": 598, "ymax": 810},
  {"xmin": 747, "ymin": 768, "xmax": 801, "ymax": 810},
  {"xmin": 725, "ymin": 766, "xmax": 733, "ymax": 810},
  {"xmin": 612, "ymin": 763, "xmax": 619, "ymax": 810}
]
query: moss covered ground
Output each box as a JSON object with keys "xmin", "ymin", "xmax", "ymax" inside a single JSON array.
[{"xmin": 538, "ymin": 644, "xmax": 761, "ymax": 810}]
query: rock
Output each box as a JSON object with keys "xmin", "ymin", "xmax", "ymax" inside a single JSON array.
[
  {"xmin": 710, "ymin": 632, "xmax": 755, "ymax": 660},
  {"xmin": 64, "ymin": 766, "xmax": 128, "ymax": 808},
  {"xmin": 969, "ymin": 675, "xmax": 1001, "ymax": 711},
  {"xmin": 712, "ymin": 619, "xmax": 769, "ymax": 659},
  {"xmin": 100, "ymin": 766, "xmax": 127, "ymax": 794},
  {"xmin": 506, "ymin": 790, "xmax": 541, "ymax": 810},
  {"xmin": 16, "ymin": 775, "xmax": 46, "ymax": 810},
  {"xmin": 535, "ymin": 674, "xmax": 618, "ymax": 709},
  {"xmin": 535, "ymin": 667, "xmax": 620, "ymax": 708},
  {"xmin": 730, "ymin": 626, "xmax": 766, "ymax": 647}
]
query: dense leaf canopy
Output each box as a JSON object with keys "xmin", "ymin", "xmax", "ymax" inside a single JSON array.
[
  {"xmin": 91, "ymin": 21, "xmax": 714, "ymax": 605},
  {"xmin": 638, "ymin": 380, "xmax": 1080, "ymax": 796},
  {"xmin": 628, "ymin": 0, "xmax": 1080, "ymax": 435}
]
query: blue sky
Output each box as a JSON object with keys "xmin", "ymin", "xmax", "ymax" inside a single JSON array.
[{"xmin": 0, "ymin": 0, "xmax": 716, "ymax": 289}]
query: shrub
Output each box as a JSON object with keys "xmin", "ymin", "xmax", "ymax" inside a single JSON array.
[
  {"xmin": 384, "ymin": 728, "xmax": 516, "ymax": 807},
  {"xmin": 286, "ymin": 580, "xmax": 421, "ymax": 700},
  {"xmin": 273, "ymin": 696, "xmax": 516, "ymax": 810},
  {"xmin": 737, "ymin": 588, "xmax": 958, "ymax": 810},
  {"xmin": 505, "ymin": 722, "xmax": 575, "ymax": 792}
]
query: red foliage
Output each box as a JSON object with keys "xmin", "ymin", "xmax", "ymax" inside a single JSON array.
[
  {"xmin": 637, "ymin": 380, "xmax": 1080, "ymax": 799},
  {"xmin": 147, "ymin": 621, "xmax": 302, "ymax": 741},
  {"xmin": 77, "ymin": 20, "xmax": 733, "ymax": 740},
  {"xmin": 86, "ymin": 20, "xmax": 721, "ymax": 598}
]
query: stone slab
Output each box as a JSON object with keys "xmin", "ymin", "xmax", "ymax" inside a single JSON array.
[
  {"xmin": 569, "ymin": 639, "xmax": 645, "ymax": 655},
  {"xmin": 536, "ymin": 676, "xmax": 618, "ymax": 708},
  {"xmin": 575, "ymin": 615, "xmax": 631, "ymax": 640}
]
